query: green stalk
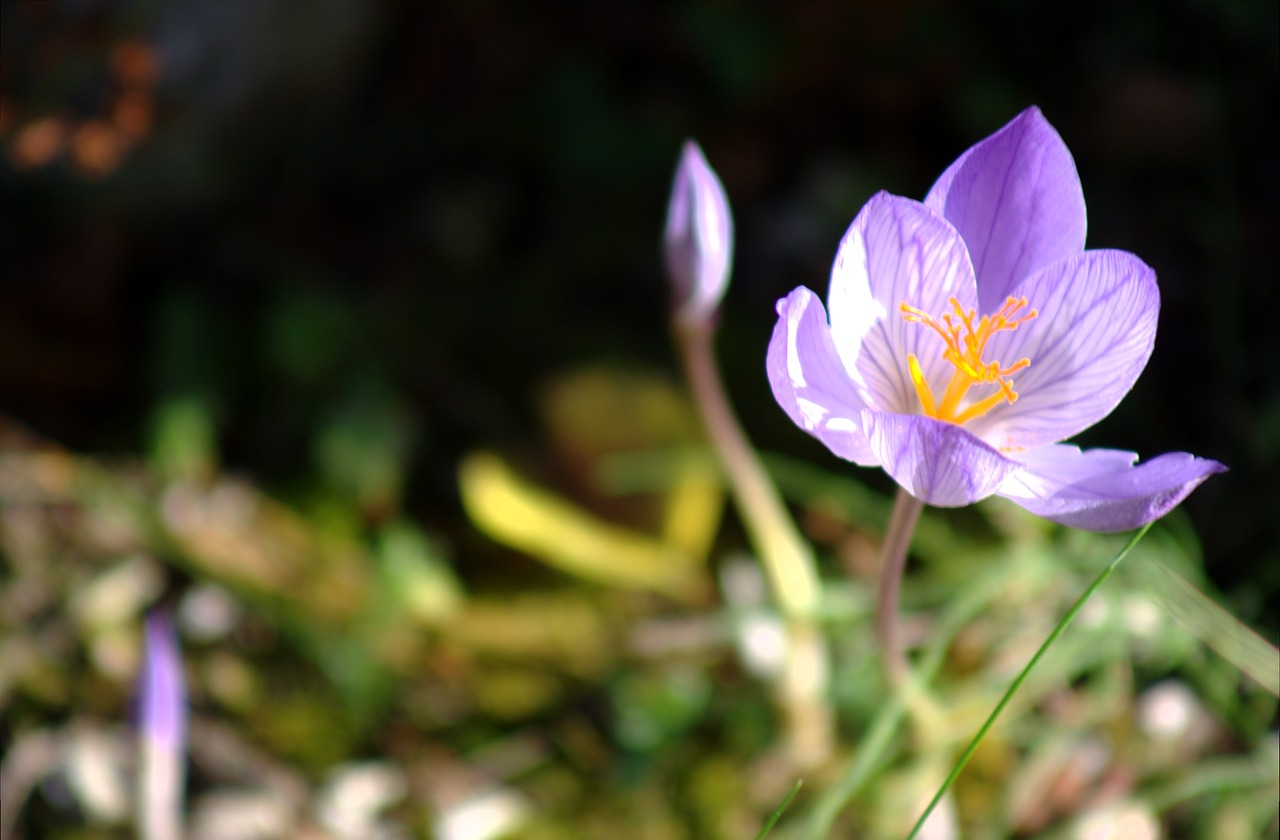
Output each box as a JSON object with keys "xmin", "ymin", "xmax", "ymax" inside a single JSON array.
[
  {"xmin": 676, "ymin": 320, "xmax": 830, "ymax": 766},
  {"xmin": 676, "ymin": 322, "xmax": 821, "ymax": 615},
  {"xmin": 753, "ymin": 780, "xmax": 804, "ymax": 840}
]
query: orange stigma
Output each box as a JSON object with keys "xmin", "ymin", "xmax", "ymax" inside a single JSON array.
[{"xmin": 900, "ymin": 295, "xmax": 1038, "ymax": 425}]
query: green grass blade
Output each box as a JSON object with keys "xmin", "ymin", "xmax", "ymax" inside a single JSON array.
[
  {"xmin": 800, "ymin": 692, "xmax": 908, "ymax": 838},
  {"xmin": 904, "ymin": 523, "xmax": 1153, "ymax": 840},
  {"xmin": 754, "ymin": 779, "xmax": 803, "ymax": 840},
  {"xmin": 1133, "ymin": 554, "xmax": 1280, "ymax": 697},
  {"xmin": 796, "ymin": 553, "xmax": 1023, "ymax": 840}
]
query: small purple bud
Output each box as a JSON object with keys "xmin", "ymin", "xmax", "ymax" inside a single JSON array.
[
  {"xmin": 140, "ymin": 610, "xmax": 187, "ymax": 752},
  {"xmin": 139, "ymin": 609, "xmax": 187, "ymax": 840},
  {"xmin": 664, "ymin": 140, "xmax": 734, "ymax": 327}
]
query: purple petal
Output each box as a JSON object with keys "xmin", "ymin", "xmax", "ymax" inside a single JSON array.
[
  {"xmin": 665, "ymin": 140, "xmax": 734, "ymax": 325},
  {"xmin": 924, "ymin": 107, "xmax": 1087, "ymax": 313},
  {"xmin": 862, "ymin": 411, "xmax": 1021, "ymax": 506},
  {"xmin": 997, "ymin": 444, "xmax": 1227, "ymax": 532},
  {"xmin": 827, "ymin": 192, "xmax": 978, "ymax": 415},
  {"xmin": 140, "ymin": 611, "xmax": 187, "ymax": 751},
  {"xmin": 969, "ymin": 250, "xmax": 1159, "ymax": 448},
  {"xmin": 767, "ymin": 287, "xmax": 877, "ymax": 465}
]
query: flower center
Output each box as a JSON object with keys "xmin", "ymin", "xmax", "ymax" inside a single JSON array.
[{"xmin": 900, "ymin": 295, "xmax": 1038, "ymax": 425}]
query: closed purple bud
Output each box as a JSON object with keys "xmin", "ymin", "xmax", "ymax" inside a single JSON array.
[
  {"xmin": 140, "ymin": 610, "xmax": 187, "ymax": 751},
  {"xmin": 664, "ymin": 140, "xmax": 734, "ymax": 326}
]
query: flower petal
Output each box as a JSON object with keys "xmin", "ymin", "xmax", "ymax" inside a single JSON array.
[
  {"xmin": 827, "ymin": 192, "xmax": 978, "ymax": 414},
  {"xmin": 969, "ymin": 249, "xmax": 1159, "ymax": 448},
  {"xmin": 767, "ymin": 287, "xmax": 878, "ymax": 465},
  {"xmin": 997, "ymin": 444, "xmax": 1227, "ymax": 532},
  {"xmin": 925, "ymin": 107, "xmax": 1087, "ymax": 313},
  {"xmin": 862, "ymin": 411, "xmax": 1021, "ymax": 506}
]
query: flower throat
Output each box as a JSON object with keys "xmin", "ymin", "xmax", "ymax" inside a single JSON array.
[{"xmin": 900, "ymin": 296, "xmax": 1038, "ymax": 425}]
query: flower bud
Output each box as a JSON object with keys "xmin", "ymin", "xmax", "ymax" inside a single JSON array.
[
  {"xmin": 140, "ymin": 610, "xmax": 187, "ymax": 752},
  {"xmin": 138, "ymin": 609, "xmax": 187, "ymax": 840},
  {"xmin": 664, "ymin": 140, "xmax": 734, "ymax": 326}
]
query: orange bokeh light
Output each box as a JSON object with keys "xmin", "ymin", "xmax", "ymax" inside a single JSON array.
[
  {"xmin": 11, "ymin": 116, "xmax": 68, "ymax": 169},
  {"xmin": 112, "ymin": 41, "xmax": 161, "ymax": 90},
  {"xmin": 72, "ymin": 120, "xmax": 126, "ymax": 177},
  {"xmin": 113, "ymin": 92, "xmax": 153, "ymax": 140}
]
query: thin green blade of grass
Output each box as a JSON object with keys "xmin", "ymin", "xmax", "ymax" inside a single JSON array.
[
  {"xmin": 1132, "ymin": 553, "xmax": 1280, "ymax": 697},
  {"xmin": 754, "ymin": 780, "xmax": 803, "ymax": 840},
  {"xmin": 794, "ymin": 547, "xmax": 1030, "ymax": 840},
  {"xmin": 904, "ymin": 523, "xmax": 1153, "ymax": 840}
]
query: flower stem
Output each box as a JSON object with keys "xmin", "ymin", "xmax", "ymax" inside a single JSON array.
[
  {"xmin": 139, "ymin": 738, "xmax": 184, "ymax": 840},
  {"xmin": 876, "ymin": 486, "xmax": 924, "ymax": 691},
  {"xmin": 676, "ymin": 320, "xmax": 830, "ymax": 767}
]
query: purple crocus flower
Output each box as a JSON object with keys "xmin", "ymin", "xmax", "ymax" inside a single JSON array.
[
  {"xmin": 767, "ymin": 107, "xmax": 1224, "ymax": 531},
  {"xmin": 665, "ymin": 140, "xmax": 734, "ymax": 327}
]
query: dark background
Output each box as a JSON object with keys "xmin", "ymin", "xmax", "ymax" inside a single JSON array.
[{"xmin": 2, "ymin": 0, "xmax": 1277, "ymax": 630}]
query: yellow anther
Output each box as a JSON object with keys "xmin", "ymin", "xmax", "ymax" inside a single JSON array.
[
  {"xmin": 906, "ymin": 353, "xmax": 937, "ymax": 417},
  {"xmin": 899, "ymin": 295, "xmax": 1038, "ymax": 425}
]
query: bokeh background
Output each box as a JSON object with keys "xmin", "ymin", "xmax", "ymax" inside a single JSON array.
[{"xmin": 2, "ymin": 1, "xmax": 1277, "ymax": 837}]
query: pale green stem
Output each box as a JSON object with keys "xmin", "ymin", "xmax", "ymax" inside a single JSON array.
[
  {"xmin": 676, "ymin": 320, "xmax": 830, "ymax": 766},
  {"xmin": 676, "ymin": 322, "xmax": 821, "ymax": 615},
  {"xmin": 877, "ymin": 486, "xmax": 924, "ymax": 692}
]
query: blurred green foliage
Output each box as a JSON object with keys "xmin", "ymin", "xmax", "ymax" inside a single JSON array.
[{"xmin": 3, "ymin": 418, "xmax": 1277, "ymax": 836}]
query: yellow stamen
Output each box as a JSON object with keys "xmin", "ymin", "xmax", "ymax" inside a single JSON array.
[
  {"xmin": 899, "ymin": 295, "xmax": 1038, "ymax": 425},
  {"xmin": 906, "ymin": 353, "xmax": 937, "ymax": 416}
]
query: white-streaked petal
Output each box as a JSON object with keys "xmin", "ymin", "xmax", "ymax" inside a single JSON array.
[
  {"xmin": 827, "ymin": 192, "xmax": 978, "ymax": 414},
  {"xmin": 766, "ymin": 287, "xmax": 878, "ymax": 465},
  {"xmin": 925, "ymin": 106, "xmax": 1087, "ymax": 312},
  {"xmin": 968, "ymin": 250, "xmax": 1159, "ymax": 448},
  {"xmin": 862, "ymin": 411, "xmax": 1021, "ymax": 507},
  {"xmin": 997, "ymin": 444, "xmax": 1227, "ymax": 532}
]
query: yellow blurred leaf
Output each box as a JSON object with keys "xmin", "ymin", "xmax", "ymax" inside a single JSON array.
[
  {"xmin": 540, "ymin": 367, "xmax": 701, "ymax": 456},
  {"xmin": 659, "ymin": 456, "xmax": 722, "ymax": 562},
  {"xmin": 445, "ymin": 592, "xmax": 615, "ymax": 678},
  {"xmin": 459, "ymin": 452, "xmax": 701, "ymax": 596}
]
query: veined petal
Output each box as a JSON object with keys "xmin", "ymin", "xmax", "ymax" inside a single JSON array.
[
  {"xmin": 767, "ymin": 287, "xmax": 878, "ymax": 465},
  {"xmin": 828, "ymin": 192, "xmax": 978, "ymax": 414},
  {"xmin": 997, "ymin": 444, "xmax": 1227, "ymax": 532},
  {"xmin": 970, "ymin": 250, "xmax": 1159, "ymax": 448},
  {"xmin": 863, "ymin": 411, "xmax": 1021, "ymax": 507},
  {"xmin": 925, "ymin": 107, "xmax": 1087, "ymax": 312}
]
